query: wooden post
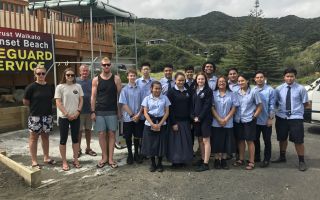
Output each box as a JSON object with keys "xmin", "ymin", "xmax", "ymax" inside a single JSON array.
[
  {"xmin": 20, "ymin": 106, "xmax": 28, "ymax": 129},
  {"xmin": 0, "ymin": 152, "xmax": 41, "ymax": 188}
]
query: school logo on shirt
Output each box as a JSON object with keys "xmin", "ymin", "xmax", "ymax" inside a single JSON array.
[
  {"xmin": 200, "ymin": 93, "xmax": 205, "ymax": 98},
  {"xmin": 73, "ymin": 90, "xmax": 78, "ymax": 94}
]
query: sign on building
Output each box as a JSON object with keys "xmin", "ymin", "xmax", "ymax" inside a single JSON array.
[{"xmin": 0, "ymin": 27, "xmax": 54, "ymax": 72}]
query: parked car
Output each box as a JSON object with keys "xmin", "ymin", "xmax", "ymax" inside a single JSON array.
[{"xmin": 304, "ymin": 78, "xmax": 320, "ymax": 123}]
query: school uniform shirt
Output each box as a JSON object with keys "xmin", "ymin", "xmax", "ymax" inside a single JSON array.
[
  {"xmin": 212, "ymin": 90, "xmax": 239, "ymax": 128},
  {"xmin": 208, "ymin": 75, "xmax": 218, "ymax": 91},
  {"xmin": 141, "ymin": 94, "xmax": 171, "ymax": 126},
  {"xmin": 136, "ymin": 77, "xmax": 155, "ymax": 99},
  {"xmin": 275, "ymin": 82, "xmax": 308, "ymax": 120},
  {"xmin": 253, "ymin": 84, "xmax": 275, "ymax": 125},
  {"xmin": 234, "ymin": 87, "xmax": 262, "ymax": 123},
  {"xmin": 119, "ymin": 83, "xmax": 143, "ymax": 122},
  {"xmin": 159, "ymin": 77, "xmax": 175, "ymax": 95},
  {"xmin": 191, "ymin": 86, "xmax": 213, "ymax": 121},
  {"xmin": 228, "ymin": 81, "xmax": 240, "ymax": 93},
  {"xmin": 184, "ymin": 79, "xmax": 195, "ymax": 94},
  {"xmin": 167, "ymin": 85, "xmax": 191, "ymax": 125},
  {"xmin": 54, "ymin": 83, "xmax": 84, "ymax": 119}
]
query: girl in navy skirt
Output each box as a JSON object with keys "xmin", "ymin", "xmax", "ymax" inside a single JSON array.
[
  {"xmin": 167, "ymin": 72, "xmax": 193, "ymax": 167},
  {"xmin": 211, "ymin": 76, "xmax": 239, "ymax": 169},
  {"xmin": 191, "ymin": 72, "xmax": 213, "ymax": 172},
  {"xmin": 141, "ymin": 81, "xmax": 171, "ymax": 172},
  {"xmin": 233, "ymin": 75, "xmax": 262, "ymax": 170}
]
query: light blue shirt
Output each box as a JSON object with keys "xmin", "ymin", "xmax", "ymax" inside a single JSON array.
[
  {"xmin": 136, "ymin": 77, "xmax": 155, "ymax": 99},
  {"xmin": 275, "ymin": 82, "xmax": 308, "ymax": 119},
  {"xmin": 253, "ymin": 85, "xmax": 275, "ymax": 125},
  {"xmin": 119, "ymin": 83, "xmax": 143, "ymax": 122},
  {"xmin": 235, "ymin": 88, "xmax": 262, "ymax": 123},
  {"xmin": 208, "ymin": 75, "xmax": 218, "ymax": 91},
  {"xmin": 212, "ymin": 90, "xmax": 239, "ymax": 128},
  {"xmin": 141, "ymin": 94, "xmax": 171, "ymax": 126},
  {"xmin": 228, "ymin": 81, "xmax": 240, "ymax": 93},
  {"xmin": 159, "ymin": 77, "xmax": 175, "ymax": 95}
]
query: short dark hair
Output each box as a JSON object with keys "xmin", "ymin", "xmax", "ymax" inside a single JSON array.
[
  {"xmin": 174, "ymin": 72, "xmax": 185, "ymax": 80},
  {"xmin": 283, "ymin": 67, "xmax": 297, "ymax": 76},
  {"xmin": 202, "ymin": 61, "xmax": 216, "ymax": 72},
  {"xmin": 163, "ymin": 64, "xmax": 174, "ymax": 70},
  {"xmin": 254, "ymin": 70, "xmax": 265, "ymax": 77},
  {"xmin": 228, "ymin": 67, "xmax": 238, "ymax": 74},
  {"xmin": 140, "ymin": 62, "xmax": 151, "ymax": 69},
  {"xmin": 126, "ymin": 68, "xmax": 137, "ymax": 76},
  {"xmin": 184, "ymin": 65, "xmax": 194, "ymax": 72}
]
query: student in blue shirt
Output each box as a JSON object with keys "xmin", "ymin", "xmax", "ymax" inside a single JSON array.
[
  {"xmin": 191, "ymin": 72, "xmax": 213, "ymax": 172},
  {"xmin": 159, "ymin": 64, "xmax": 175, "ymax": 95},
  {"xmin": 211, "ymin": 76, "xmax": 239, "ymax": 170},
  {"xmin": 253, "ymin": 71, "xmax": 275, "ymax": 168},
  {"xmin": 119, "ymin": 69, "xmax": 144, "ymax": 165},
  {"xmin": 202, "ymin": 62, "xmax": 217, "ymax": 91},
  {"xmin": 272, "ymin": 68, "xmax": 309, "ymax": 171},
  {"xmin": 141, "ymin": 81, "xmax": 171, "ymax": 172},
  {"xmin": 227, "ymin": 68, "xmax": 240, "ymax": 92},
  {"xmin": 136, "ymin": 62, "xmax": 155, "ymax": 99},
  {"xmin": 233, "ymin": 74, "xmax": 262, "ymax": 170}
]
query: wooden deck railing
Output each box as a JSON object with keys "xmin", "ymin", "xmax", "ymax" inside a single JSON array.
[{"xmin": 0, "ymin": 0, "xmax": 114, "ymax": 47}]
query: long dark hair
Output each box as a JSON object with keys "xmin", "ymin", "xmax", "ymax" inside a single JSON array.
[
  {"xmin": 214, "ymin": 76, "xmax": 231, "ymax": 91},
  {"xmin": 60, "ymin": 67, "xmax": 76, "ymax": 84},
  {"xmin": 194, "ymin": 72, "xmax": 209, "ymax": 89},
  {"xmin": 238, "ymin": 74, "xmax": 250, "ymax": 89}
]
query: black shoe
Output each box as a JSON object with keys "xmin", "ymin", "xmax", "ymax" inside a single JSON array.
[
  {"xmin": 157, "ymin": 164, "xmax": 164, "ymax": 172},
  {"xmin": 254, "ymin": 158, "xmax": 261, "ymax": 163},
  {"xmin": 193, "ymin": 159, "xmax": 203, "ymax": 166},
  {"xmin": 226, "ymin": 154, "xmax": 233, "ymax": 160},
  {"xmin": 195, "ymin": 163, "xmax": 209, "ymax": 172},
  {"xmin": 134, "ymin": 153, "xmax": 143, "ymax": 164},
  {"xmin": 221, "ymin": 159, "xmax": 229, "ymax": 170},
  {"xmin": 214, "ymin": 159, "xmax": 221, "ymax": 169},
  {"xmin": 127, "ymin": 153, "xmax": 134, "ymax": 165},
  {"xmin": 298, "ymin": 162, "xmax": 307, "ymax": 171},
  {"xmin": 271, "ymin": 157, "xmax": 286, "ymax": 163},
  {"xmin": 260, "ymin": 160, "xmax": 270, "ymax": 168},
  {"xmin": 149, "ymin": 163, "xmax": 157, "ymax": 172}
]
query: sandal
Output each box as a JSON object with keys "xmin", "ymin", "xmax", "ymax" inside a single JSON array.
[
  {"xmin": 73, "ymin": 161, "xmax": 82, "ymax": 169},
  {"xmin": 62, "ymin": 164, "xmax": 70, "ymax": 171},
  {"xmin": 233, "ymin": 160, "xmax": 244, "ymax": 167},
  {"xmin": 96, "ymin": 161, "xmax": 107, "ymax": 168},
  {"xmin": 32, "ymin": 164, "xmax": 42, "ymax": 170},
  {"xmin": 246, "ymin": 162, "xmax": 255, "ymax": 170},
  {"xmin": 85, "ymin": 148, "xmax": 97, "ymax": 156},
  {"xmin": 44, "ymin": 159, "xmax": 56, "ymax": 165},
  {"xmin": 109, "ymin": 162, "xmax": 118, "ymax": 169}
]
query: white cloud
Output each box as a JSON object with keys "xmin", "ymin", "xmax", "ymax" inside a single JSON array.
[{"xmin": 110, "ymin": 0, "xmax": 320, "ymax": 19}]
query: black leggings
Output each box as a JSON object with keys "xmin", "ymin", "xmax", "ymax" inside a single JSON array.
[{"xmin": 59, "ymin": 117, "xmax": 80, "ymax": 145}]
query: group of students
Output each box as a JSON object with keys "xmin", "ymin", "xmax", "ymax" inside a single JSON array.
[{"xmin": 23, "ymin": 57, "xmax": 309, "ymax": 173}]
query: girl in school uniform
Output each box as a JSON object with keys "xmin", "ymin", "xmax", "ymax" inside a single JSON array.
[
  {"xmin": 233, "ymin": 75, "xmax": 262, "ymax": 170},
  {"xmin": 141, "ymin": 81, "xmax": 171, "ymax": 172},
  {"xmin": 167, "ymin": 72, "xmax": 193, "ymax": 167},
  {"xmin": 211, "ymin": 76, "xmax": 239, "ymax": 170},
  {"xmin": 191, "ymin": 72, "xmax": 213, "ymax": 172}
]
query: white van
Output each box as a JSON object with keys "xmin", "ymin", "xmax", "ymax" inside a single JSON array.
[{"xmin": 304, "ymin": 78, "xmax": 320, "ymax": 123}]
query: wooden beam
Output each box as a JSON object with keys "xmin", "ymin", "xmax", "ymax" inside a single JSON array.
[{"xmin": 0, "ymin": 152, "xmax": 41, "ymax": 188}]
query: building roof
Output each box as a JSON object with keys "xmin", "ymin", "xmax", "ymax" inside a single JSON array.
[{"xmin": 28, "ymin": 0, "xmax": 137, "ymax": 20}]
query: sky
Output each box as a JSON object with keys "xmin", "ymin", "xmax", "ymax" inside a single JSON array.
[{"xmin": 110, "ymin": 0, "xmax": 320, "ymax": 19}]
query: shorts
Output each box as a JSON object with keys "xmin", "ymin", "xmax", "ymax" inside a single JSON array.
[
  {"xmin": 95, "ymin": 115, "xmax": 118, "ymax": 133},
  {"xmin": 28, "ymin": 115, "xmax": 53, "ymax": 134},
  {"xmin": 122, "ymin": 120, "xmax": 144, "ymax": 139},
  {"xmin": 80, "ymin": 114, "xmax": 92, "ymax": 130},
  {"xmin": 193, "ymin": 119, "xmax": 212, "ymax": 138},
  {"xmin": 275, "ymin": 116, "xmax": 304, "ymax": 144},
  {"xmin": 234, "ymin": 120, "xmax": 256, "ymax": 141}
]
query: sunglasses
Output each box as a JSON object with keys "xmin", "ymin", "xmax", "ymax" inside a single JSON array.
[
  {"xmin": 66, "ymin": 74, "xmax": 75, "ymax": 77},
  {"xmin": 102, "ymin": 63, "xmax": 111, "ymax": 67},
  {"xmin": 36, "ymin": 72, "xmax": 46, "ymax": 76}
]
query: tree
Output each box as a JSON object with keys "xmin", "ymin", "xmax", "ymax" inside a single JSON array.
[{"xmin": 234, "ymin": 0, "xmax": 281, "ymax": 82}]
